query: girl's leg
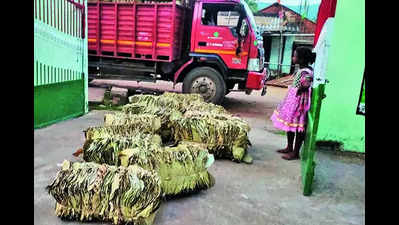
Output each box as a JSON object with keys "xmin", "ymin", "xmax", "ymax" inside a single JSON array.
[
  {"xmin": 282, "ymin": 130, "xmax": 305, "ymax": 160},
  {"xmin": 277, "ymin": 131, "xmax": 295, "ymax": 153}
]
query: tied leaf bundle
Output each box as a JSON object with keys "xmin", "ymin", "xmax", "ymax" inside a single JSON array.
[
  {"xmin": 128, "ymin": 92, "xmax": 204, "ymax": 113},
  {"xmin": 122, "ymin": 102, "xmax": 182, "ymax": 125},
  {"xmin": 170, "ymin": 111, "xmax": 251, "ymax": 162},
  {"xmin": 186, "ymin": 101, "xmax": 229, "ymax": 115},
  {"xmin": 46, "ymin": 160, "xmax": 161, "ymax": 225},
  {"xmin": 82, "ymin": 133, "xmax": 215, "ymax": 196},
  {"xmin": 126, "ymin": 92, "xmax": 226, "ymax": 115},
  {"xmin": 82, "ymin": 133, "xmax": 162, "ymax": 165},
  {"xmin": 108, "ymin": 111, "xmax": 178, "ymax": 142},
  {"xmin": 123, "ymin": 92, "xmax": 251, "ymax": 162},
  {"xmin": 84, "ymin": 123, "xmax": 158, "ymax": 141},
  {"xmin": 104, "ymin": 113, "xmax": 162, "ymax": 131},
  {"xmin": 119, "ymin": 141, "xmax": 215, "ymax": 196}
]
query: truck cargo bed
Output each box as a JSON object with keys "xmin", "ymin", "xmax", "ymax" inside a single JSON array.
[{"xmin": 88, "ymin": 1, "xmax": 187, "ymax": 62}]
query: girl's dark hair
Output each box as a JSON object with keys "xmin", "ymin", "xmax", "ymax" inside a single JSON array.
[{"xmin": 296, "ymin": 47, "xmax": 316, "ymax": 66}]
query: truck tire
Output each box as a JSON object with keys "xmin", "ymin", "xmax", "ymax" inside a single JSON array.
[{"xmin": 182, "ymin": 67, "xmax": 226, "ymax": 104}]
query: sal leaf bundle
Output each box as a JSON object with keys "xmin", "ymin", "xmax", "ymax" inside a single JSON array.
[
  {"xmin": 84, "ymin": 123, "xmax": 158, "ymax": 141},
  {"xmin": 105, "ymin": 112, "xmax": 175, "ymax": 141},
  {"xmin": 119, "ymin": 141, "xmax": 215, "ymax": 196},
  {"xmin": 128, "ymin": 92, "xmax": 204, "ymax": 113},
  {"xmin": 83, "ymin": 133, "xmax": 162, "ymax": 165},
  {"xmin": 126, "ymin": 92, "xmax": 226, "ymax": 115},
  {"xmin": 46, "ymin": 160, "xmax": 161, "ymax": 225},
  {"xmin": 82, "ymin": 134, "xmax": 215, "ymax": 196},
  {"xmin": 104, "ymin": 113, "xmax": 161, "ymax": 130},
  {"xmin": 169, "ymin": 111, "xmax": 251, "ymax": 162}
]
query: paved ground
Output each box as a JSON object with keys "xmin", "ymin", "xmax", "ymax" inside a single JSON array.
[{"xmin": 35, "ymin": 80, "xmax": 365, "ymax": 225}]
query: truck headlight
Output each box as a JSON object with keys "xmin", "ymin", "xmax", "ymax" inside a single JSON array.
[{"xmin": 248, "ymin": 58, "xmax": 260, "ymax": 71}]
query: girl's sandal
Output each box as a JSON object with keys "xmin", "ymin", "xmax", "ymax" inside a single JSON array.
[
  {"xmin": 276, "ymin": 148, "xmax": 292, "ymax": 154},
  {"xmin": 282, "ymin": 153, "xmax": 300, "ymax": 160}
]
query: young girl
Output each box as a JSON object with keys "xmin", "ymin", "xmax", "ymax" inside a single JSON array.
[{"xmin": 270, "ymin": 47, "xmax": 316, "ymax": 160}]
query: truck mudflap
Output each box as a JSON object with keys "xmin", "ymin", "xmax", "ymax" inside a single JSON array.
[{"xmin": 245, "ymin": 68, "xmax": 267, "ymax": 91}]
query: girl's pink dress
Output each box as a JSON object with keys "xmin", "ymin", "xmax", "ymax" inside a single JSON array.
[{"xmin": 270, "ymin": 68, "xmax": 314, "ymax": 133}]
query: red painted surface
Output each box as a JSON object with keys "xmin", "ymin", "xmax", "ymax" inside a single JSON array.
[
  {"xmin": 313, "ymin": 0, "xmax": 337, "ymax": 47},
  {"xmin": 246, "ymin": 68, "xmax": 267, "ymax": 90},
  {"xmin": 87, "ymin": 1, "xmax": 185, "ymax": 62},
  {"xmin": 190, "ymin": 0, "xmax": 256, "ymax": 70},
  {"xmin": 174, "ymin": 58, "xmax": 194, "ymax": 83}
]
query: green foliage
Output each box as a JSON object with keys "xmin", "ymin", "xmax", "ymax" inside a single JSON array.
[{"xmin": 244, "ymin": 0, "xmax": 258, "ymax": 13}]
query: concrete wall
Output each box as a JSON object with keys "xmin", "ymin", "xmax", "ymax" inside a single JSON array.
[{"xmin": 316, "ymin": 0, "xmax": 365, "ymax": 152}]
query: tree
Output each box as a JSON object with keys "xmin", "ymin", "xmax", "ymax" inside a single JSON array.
[{"xmin": 244, "ymin": 0, "xmax": 258, "ymax": 13}]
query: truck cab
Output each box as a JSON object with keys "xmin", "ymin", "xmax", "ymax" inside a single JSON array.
[{"xmin": 177, "ymin": 0, "xmax": 266, "ymax": 103}]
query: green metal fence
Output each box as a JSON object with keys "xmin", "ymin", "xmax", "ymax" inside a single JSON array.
[{"xmin": 34, "ymin": 0, "xmax": 88, "ymax": 129}]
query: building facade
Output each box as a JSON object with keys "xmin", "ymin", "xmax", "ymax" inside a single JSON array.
[
  {"xmin": 255, "ymin": 2, "xmax": 316, "ymax": 77},
  {"xmin": 315, "ymin": 0, "xmax": 365, "ymax": 153}
]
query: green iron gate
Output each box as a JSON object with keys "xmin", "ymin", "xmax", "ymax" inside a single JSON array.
[{"xmin": 34, "ymin": 0, "xmax": 88, "ymax": 129}]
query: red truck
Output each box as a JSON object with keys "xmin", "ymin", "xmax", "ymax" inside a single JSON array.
[{"xmin": 88, "ymin": 0, "xmax": 267, "ymax": 104}]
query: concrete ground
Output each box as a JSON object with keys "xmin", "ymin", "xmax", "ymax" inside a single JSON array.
[{"xmin": 34, "ymin": 80, "xmax": 365, "ymax": 225}]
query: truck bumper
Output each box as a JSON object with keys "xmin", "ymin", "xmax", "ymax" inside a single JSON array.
[{"xmin": 245, "ymin": 68, "xmax": 267, "ymax": 90}]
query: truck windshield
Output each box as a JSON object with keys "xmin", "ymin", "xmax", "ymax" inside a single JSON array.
[{"xmin": 241, "ymin": 0, "xmax": 258, "ymax": 34}]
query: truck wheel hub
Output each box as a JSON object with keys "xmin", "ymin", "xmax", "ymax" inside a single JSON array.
[
  {"xmin": 191, "ymin": 77, "xmax": 216, "ymax": 101},
  {"xmin": 199, "ymin": 85, "xmax": 208, "ymax": 93}
]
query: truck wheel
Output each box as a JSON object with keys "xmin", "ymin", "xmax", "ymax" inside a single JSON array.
[{"xmin": 182, "ymin": 67, "xmax": 226, "ymax": 104}]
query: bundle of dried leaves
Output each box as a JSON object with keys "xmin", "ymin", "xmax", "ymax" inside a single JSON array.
[{"xmin": 46, "ymin": 160, "xmax": 161, "ymax": 225}]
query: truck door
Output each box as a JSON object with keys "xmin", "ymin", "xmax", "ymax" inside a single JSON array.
[{"xmin": 192, "ymin": 2, "xmax": 250, "ymax": 70}]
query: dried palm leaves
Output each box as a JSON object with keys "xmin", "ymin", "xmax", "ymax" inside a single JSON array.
[{"xmin": 46, "ymin": 160, "xmax": 161, "ymax": 225}]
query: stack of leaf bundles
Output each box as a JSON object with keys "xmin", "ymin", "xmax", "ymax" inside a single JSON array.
[
  {"xmin": 169, "ymin": 110, "xmax": 251, "ymax": 162},
  {"xmin": 82, "ymin": 133, "xmax": 215, "ymax": 196},
  {"xmin": 122, "ymin": 93, "xmax": 229, "ymax": 139},
  {"xmin": 46, "ymin": 160, "xmax": 161, "ymax": 225}
]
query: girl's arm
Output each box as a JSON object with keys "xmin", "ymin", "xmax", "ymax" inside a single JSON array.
[
  {"xmin": 300, "ymin": 71, "xmax": 313, "ymax": 88},
  {"xmin": 296, "ymin": 71, "xmax": 313, "ymax": 95}
]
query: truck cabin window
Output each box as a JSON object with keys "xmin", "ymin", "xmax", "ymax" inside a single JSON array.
[{"xmin": 201, "ymin": 4, "xmax": 241, "ymax": 28}]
